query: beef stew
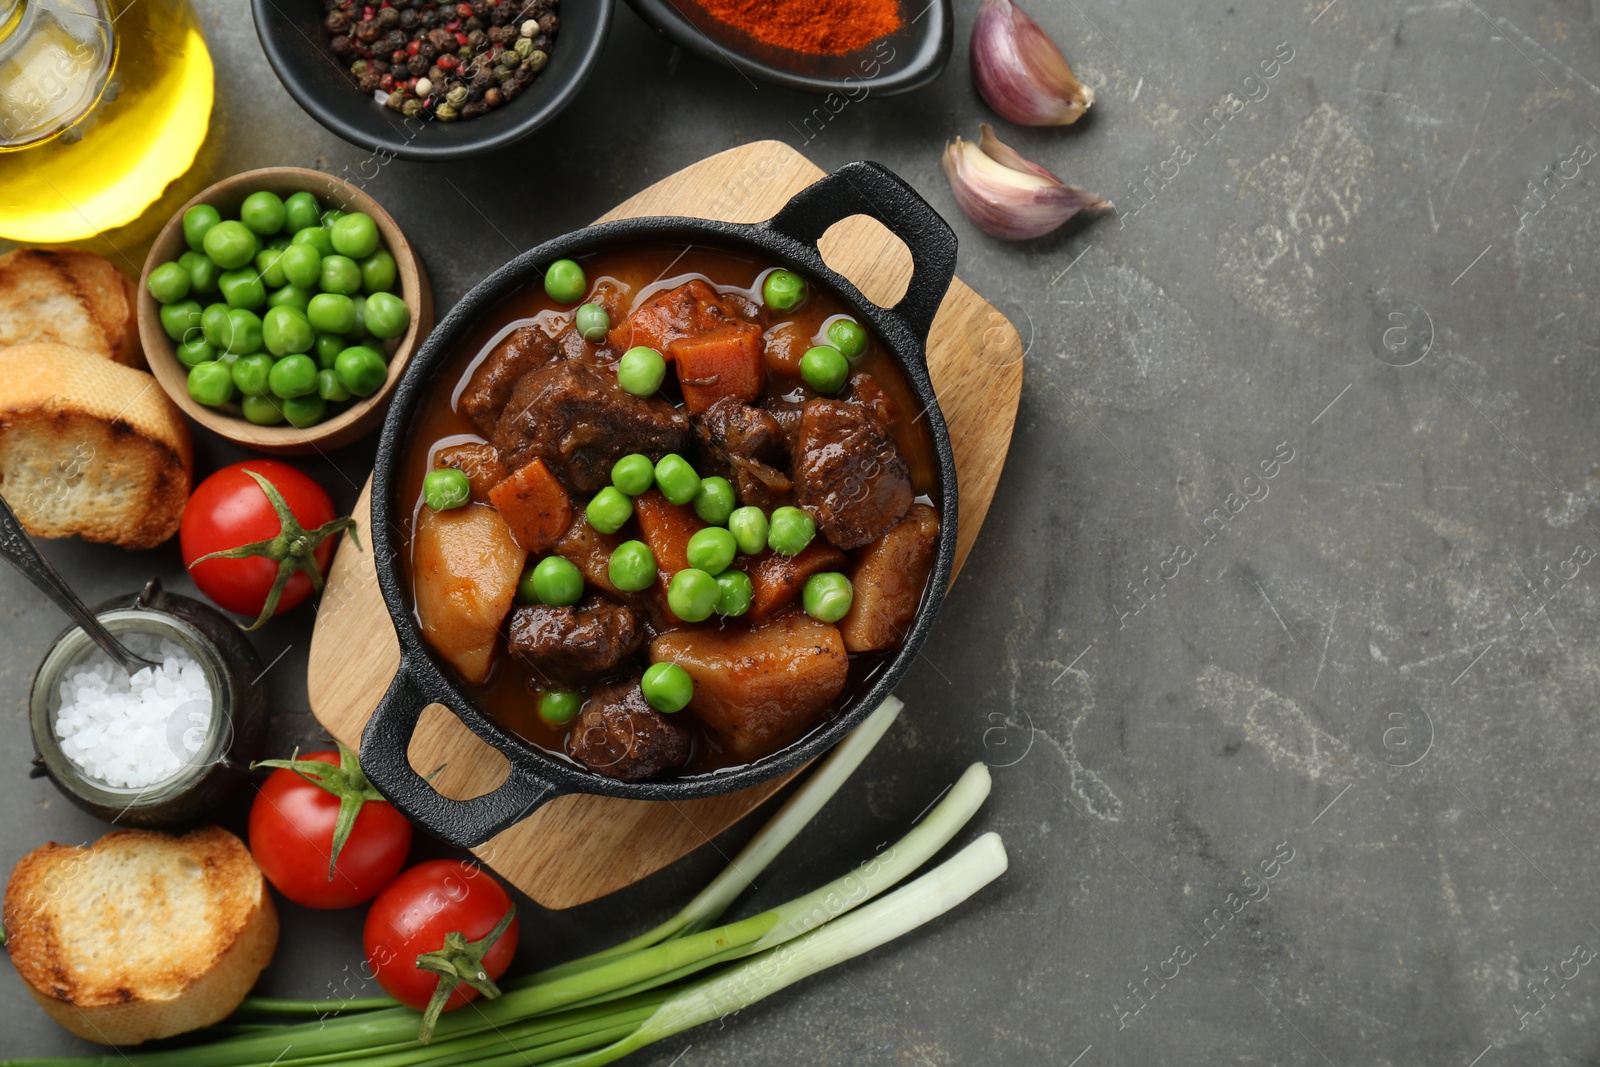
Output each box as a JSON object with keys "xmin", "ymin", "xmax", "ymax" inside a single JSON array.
[{"xmin": 400, "ymin": 244, "xmax": 941, "ymax": 781}]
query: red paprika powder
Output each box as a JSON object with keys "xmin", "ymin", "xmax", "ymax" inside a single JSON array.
[{"xmin": 693, "ymin": 0, "xmax": 901, "ymax": 55}]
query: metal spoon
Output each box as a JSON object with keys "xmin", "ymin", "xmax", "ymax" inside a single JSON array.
[{"xmin": 0, "ymin": 493, "xmax": 159, "ymax": 673}]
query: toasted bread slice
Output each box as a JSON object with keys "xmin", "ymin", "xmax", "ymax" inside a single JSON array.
[
  {"xmin": 4, "ymin": 827, "xmax": 278, "ymax": 1045},
  {"xmin": 0, "ymin": 342, "xmax": 192, "ymax": 549},
  {"xmin": 0, "ymin": 248, "xmax": 141, "ymax": 366}
]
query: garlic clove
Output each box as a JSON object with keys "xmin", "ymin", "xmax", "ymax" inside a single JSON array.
[
  {"xmin": 941, "ymin": 124, "xmax": 1110, "ymax": 240},
  {"xmin": 971, "ymin": 0, "xmax": 1094, "ymax": 126}
]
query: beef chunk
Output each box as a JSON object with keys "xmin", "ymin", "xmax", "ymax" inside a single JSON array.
[
  {"xmin": 459, "ymin": 326, "xmax": 563, "ymax": 434},
  {"xmin": 433, "ymin": 442, "xmax": 506, "ymax": 503},
  {"xmin": 606, "ymin": 279, "xmax": 758, "ymax": 356},
  {"xmin": 492, "ymin": 360, "xmax": 690, "ymax": 493},
  {"xmin": 791, "ymin": 400, "xmax": 912, "ymax": 550},
  {"xmin": 508, "ymin": 595, "xmax": 642, "ymax": 686},
  {"xmin": 695, "ymin": 397, "xmax": 792, "ymax": 508},
  {"xmin": 565, "ymin": 679, "xmax": 691, "ymax": 781},
  {"xmin": 844, "ymin": 372, "xmax": 897, "ymax": 426}
]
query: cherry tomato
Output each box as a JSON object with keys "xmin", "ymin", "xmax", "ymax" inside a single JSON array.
[
  {"xmin": 181, "ymin": 459, "xmax": 352, "ymax": 627},
  {"xmin": 364, "ymin": 860, "xmax": 519, "ymax": 1013},
  {"xmin": 248, "ymin": 749, "xmax": 412, "ymax": 909}
]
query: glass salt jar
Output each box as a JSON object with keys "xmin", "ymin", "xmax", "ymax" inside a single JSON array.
[{"xmin": 28, "ymin": 578, "xmax": 267, "ymax": 826}]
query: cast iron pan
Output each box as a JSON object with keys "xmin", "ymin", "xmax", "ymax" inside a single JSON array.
[{"xmin": 361, "ymin": 161, "xmax": 959, "ymax": 848}]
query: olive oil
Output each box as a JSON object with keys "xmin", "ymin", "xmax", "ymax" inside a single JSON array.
[{"xmin": 0, "ymin": 0, "xmax": 213, "ymax": 243}]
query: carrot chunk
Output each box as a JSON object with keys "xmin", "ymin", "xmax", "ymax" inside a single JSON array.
[
  {"xmin": 633, "ymin": 489, "xmax": 706, "ymax": 591},
  {"xmin": 744, "ymin": 541, "xmax": 847, "ymax": 624},
  {"xmin": 487, "ymin": 457, "xmax": 572, "ymax": 554},
  {"xmin": 675, "ymin": 324, "xmax": 765, "ymax": 414}
]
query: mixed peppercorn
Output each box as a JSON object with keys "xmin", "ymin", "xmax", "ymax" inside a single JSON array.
[{"xmin": 322, "ymin": 0, "xmax": 560, "ymax": 123}]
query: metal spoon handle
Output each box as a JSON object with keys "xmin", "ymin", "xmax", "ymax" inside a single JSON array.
[{"xmin": 0, "ymin": 494, "xmax": 158, "ymax": 673}]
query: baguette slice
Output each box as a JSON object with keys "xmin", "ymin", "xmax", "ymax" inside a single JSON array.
[
  {"xmin": 0, "ymin": 248, "xmax": 142, "ymax": 366},
  {"xmin": 4, "ymin": 827, "xmax": 278, "ymax": 1046},
  {"xmin": 0, "ymin": 342, "xmax": 192, "ymax": 549}
]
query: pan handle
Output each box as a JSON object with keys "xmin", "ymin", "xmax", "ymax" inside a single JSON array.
[
  {"xmin": 763, "ymin": 160, "xmax": 958, "ymax": 347},
  {"xmin": 360, "ymin": 664, "xmax": 562, "ymax": 848}
]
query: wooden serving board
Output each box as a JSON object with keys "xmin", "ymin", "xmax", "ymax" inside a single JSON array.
[{"xmin": 306, "ymin": 141, "xmax": 1023, "ymax": 909}]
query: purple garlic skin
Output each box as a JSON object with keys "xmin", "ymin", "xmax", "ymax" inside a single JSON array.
[
  {"xmin": 971, "ymin": 0, "xmax": 1094, "ymax": 126},
  {"xmin": 942, "ymin": 124, "xmax": 1110, "ymax": 240}
]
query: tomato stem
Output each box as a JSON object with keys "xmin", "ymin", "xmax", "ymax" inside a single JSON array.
[
  {"xmin": 413, "ymin": 906, "xmax": 518, "ymax": 1044},
  {"xmin": 188, "ymin": 468, "xmax": 357, "ymax": 631},
  {"xmin": 250, "ymin": 741, "xmax": 386, "ymax": 882}
]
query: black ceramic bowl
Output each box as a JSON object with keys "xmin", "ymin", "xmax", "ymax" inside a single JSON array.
[
  {"xmin": 251, "ymin": 0, "xmax": 613, "ymax": 161},
  {"xmin": 624, "ymin": 0, "xmax": 951, "ymax": 95},
  {"xmin": 360, "ymin": 161, "xmax": 959, "ymax": 848}
]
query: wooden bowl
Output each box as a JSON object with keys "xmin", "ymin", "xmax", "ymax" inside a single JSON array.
[{"xmin": 137, "ymin": 168, "xmax": 434, "ymax": 455}]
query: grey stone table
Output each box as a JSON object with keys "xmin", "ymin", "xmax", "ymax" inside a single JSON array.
[{"xmin": 3, "ymin": 0, "xmax": 1598, "ymax": 1062}]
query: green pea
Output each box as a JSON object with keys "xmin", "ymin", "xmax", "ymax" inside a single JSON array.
[
  {"xmin": 238, "ymin": 190, "xmax": 286, "ymax": 235},
  {"xmin": 422, "ymin": 467, "xmax": 471, "ymax": 512},
  {"xmin": 202, "ymin": 220, "xmax": 258, "ymax": 270},
  {"xmin": 334, "ymin": 345, "xmax": 387, "ymax": 396},
  {"xmin": 768, "ymin": 506, "xmax": 816, "ymax": 556},
  {"xmin": 585, "ymin": 486, "xmax": 633, "ymax": 535},
  {"xmin": 530, "ymin": 556, "xmax": 583, "ymax": 606},
  {"xmin": 269, "ymin": 353, "xmax": 319, "ymax": 399},
  {"xmin": 826, "ymin": 317, "xmax": 868, "ymax": 361},
  {"xmin": 363, "ymin": 291, "xmax": 410, "ymax": 340},
  {"xmin": 330, "ymin": 212, "xmax": 380, "ymax": 258},
  {"xmin": 307, "ymin": 293, "xmax": 357, "ymax": 335},
  {"xmin": 319, "ymin": 254, "xmax": 362, "ymax": 295},
  {"xmin": 278, "ymin": 243, "xmax": 321, "ymax": 289},
  {"xmin": 543, "ymin": 258, "xmax": 586, "ymax": 304},
  {"xmin": 574, "ymin": 302, "xmax": 609, "ymax": 342},
  {"xmin": 241, "ymin": 394, "xmax": 285, "ymax": 425},
  {"xmin": 802, "ymin": 571, "xmax": 854, "ymax": 623},
  {"xmin": 265, "ymin": 284, "xmax": 313, "ymax": 313},
  {"xmin": 159, "ymin": 299, "xmax": 203, "ymax": 342},
  {"xmin": 282, "ymin": 393, "xmax": 328, "ymax": 428},
  {"xmin": 231, "ymin": 352, "xmax": 274, "ymax": 397},
  {"xmin": 145, "ymin": 261, "xmax": 190, "ymax": 304},
  {"xmin": 607, "ymin": 540, "xmax": 656, "ymax": 592},
  {"xmin": 263, "ymin": 305, "xmax": 314, "ymax": 356},
  {"xmin": 200, "ymin": 302, "xmax": 234, "ymax": 349},
  {"xmin": 226, "ymin": 308, "xmax": 263, "ymax": 354},
  {"xmin": 218, "ymin": 268, "xmax": 265, "ymax": 310},
  {"xmin": 667, "ymin": 568, "xmax": 719, "ymax": 622},
  {"xmin": 611, "ymin": 454, "xmax": 655, "ymax": 496},
  {"xmin": 175, "ymin": 337, "xmax": 216, "ymax": 369},
  {"xmin": 314, "ymin": 332, "xmax": 345, "ymax": 369},
  {"xmin": 617, "ymin": 346, "xmax": 666, "ymax": 397},
  {"xmin": 641, "ymin": 662, "xmax": 693, "ymax": 713},
  {"xmin": 216, "ymin": 349, "xmax": 241, "ymax": 367},
  {"xmin": 316, "ymin": 368, "xmax": 351, "ymax": 402},
  {"xmin": 283, "ymin": 191, "xmax": 321, "ymax": 233},
  {"xmin": 291, "ymin": 225, "xmax": 334, "ymax": 256},
  {"xmin": 538, "ymin": 689, "xmax": 583, "ymax": 726},
  {"xmin": 346, "ymin": 294, "xmax": 370, "ymax": 340},
  {"xmin": 186, "ymin": 360, "xmax": 235, "ymax": 406},
  {"xmin": 653, "ymin": 453, "xmax": 700, "ymax": 506},
  {"xmin": 253, "ymin": 247, "xmax": 287, "ymax": 289},
  {"xmin": 178, "ymin": 250, "xmax": 219, "ymax": 295},
  {"xmin": 182, "ymin": 204, "xmax": 222, "ymax": 253},
  {"xmin": 360, "ymin": 249, "xmax": 397, "ymax": 293},
  {"xmin": 715, "ymin": 569, "xmax": 753, "ymax": 617},
  {"xmin": 800, "ymin": 345, "xmax": 849, "ymax": 394},
  {"xmin": 727, "ymin": 506, "xmax": 769, "ymax": 556},
  {"xmin": 762, "ymin": 268, "xmax": 806, "ymax": 312},
  {"xmin": 685, "ymin": 527, "xmax": 736, "ymax": 575},
  {"xmin": 693, "ymin": 477, "xmax": 736, "ymax": 526}
]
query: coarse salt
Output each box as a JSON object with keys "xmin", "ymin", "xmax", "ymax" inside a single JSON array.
[{"xmin": 54, "ymin": 635, "xmax": 214, "ymax": 790}]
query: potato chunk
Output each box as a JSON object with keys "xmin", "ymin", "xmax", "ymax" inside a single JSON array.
[
  {"xmin": 412, "ymin": 504, "xmax": 528, "ymax": 684},
  {"xmin": 839, "ymin": 503, "xmax": 940, "ymax": 653},
  {"xmin": 650, "ymin": 612, "xmax": 848, "ymax": 760}
]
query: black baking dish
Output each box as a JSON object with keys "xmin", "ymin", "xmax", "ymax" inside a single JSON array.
[{"xmin": 360, "ymin": 160, "xmax": 960, "ymax": 847}]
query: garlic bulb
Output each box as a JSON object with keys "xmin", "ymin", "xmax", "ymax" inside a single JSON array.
[
  {"xmin": 971, "ymin": 0, "xmax": 1094, "ymax": 126},
  {"xmin": 942, "ymin": 125, "xmax": 1110, "ymax": 240}
]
